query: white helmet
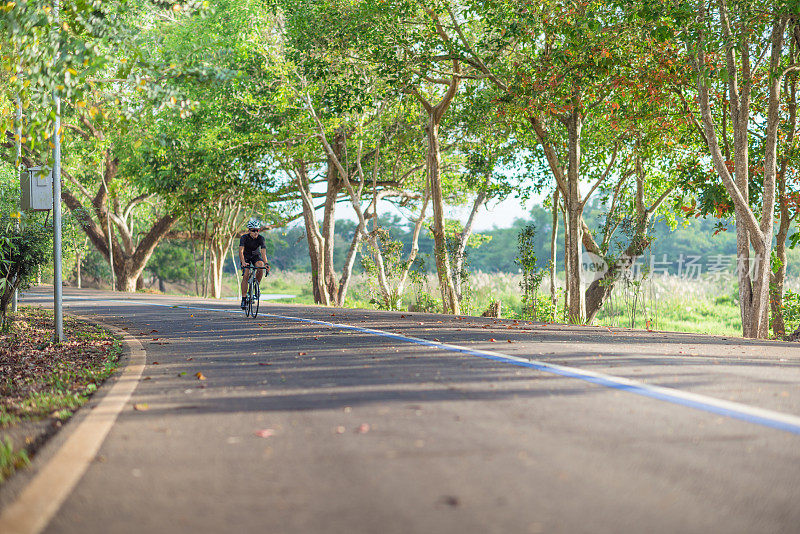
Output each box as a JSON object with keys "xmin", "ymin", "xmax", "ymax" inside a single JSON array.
[{"xmin": 246, "ymin": 219, "xmax": 261, "ymax": 230}]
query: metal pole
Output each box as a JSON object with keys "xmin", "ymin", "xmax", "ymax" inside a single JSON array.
[
  {"xmin": 12, "ymin": 94, "xmax": 22, "ymax": 314},
  {"xmin": 52, "ymin": 0, "xmax": 64, "ymax": 342}
]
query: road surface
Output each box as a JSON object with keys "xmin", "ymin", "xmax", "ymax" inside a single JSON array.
[{"xmin": 2, "ymin": 287, "xmax": 800, "ymax": 534}]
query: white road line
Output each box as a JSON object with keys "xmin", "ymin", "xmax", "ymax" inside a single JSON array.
[{"xmin": 0, "ymin": 324, "xmax": 146, "ymax": 534}]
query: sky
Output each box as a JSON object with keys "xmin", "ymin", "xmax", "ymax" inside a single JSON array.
[
  {"xmin": 446, "ymin": 195, "xmax": 535, "ymax": 231},
  {"xmin": 331, "ymin": 193, "xmax": 537, "ymax": 232}
]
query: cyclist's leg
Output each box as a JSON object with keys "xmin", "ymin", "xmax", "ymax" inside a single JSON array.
[
  {"xmin": 254, "ymin": 260, "xmax": 265, "ymax": 284},
  {"xmin": 241, "ymin": 266, "xmax": 252, "ymax": 309},
  {"xmin": 241, "ymin": 267, "xmax": 251, "ymax": 295}
]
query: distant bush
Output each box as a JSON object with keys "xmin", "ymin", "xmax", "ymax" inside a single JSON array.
[{"xmin": 780, "ymin": 290, "xmax": 800, "ymax": 334}]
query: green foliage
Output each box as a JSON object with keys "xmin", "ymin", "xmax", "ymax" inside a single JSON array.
[
  {"xmin": 516, "ymin": 223, "xmax": 545, "ymax": 320},
  {"xmin": 145, "ymin": 241, "xmax": 196, "ymax": 286},
  {"xmin": 778, "ymin": 290, "xmax": 800, "ymax": 335},
  {"xmin": 0, "ymin": 216, "xmax": 53, "ymax": 329},
  {"xmin": 405, "ymin": 256, "xmax": 439, "ymax": 313},
  {"xmin": 361, "ymin": 229, "xmax": 409, "ymax": 310},
  {"xmin": 0, "ymin": 437, "xmax": 29, "ymax": 483}
]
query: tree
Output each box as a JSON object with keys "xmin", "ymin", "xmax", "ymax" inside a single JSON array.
[
  {"xmin": 1, "ymin": 1, "xmax": 209, "ymax": 292},
  {"xmin": 443, "ymin": 0, "xmax": 682, "ymax": 321},
  {"xmin": 680, "ymin": 1, "xmax": 794, "ymax": 338},
  {"xmin": 279, "ymin": 0, "xmax": 477, "ymax": 314}
]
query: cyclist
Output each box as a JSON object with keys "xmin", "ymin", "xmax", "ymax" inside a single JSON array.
[{"xmin": 239, "ymin": 219, "xmax": 270, "ymax": 309}]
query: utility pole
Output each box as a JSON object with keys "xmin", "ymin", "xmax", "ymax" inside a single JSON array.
[
  {"xmin": 52, "ymin": 0, "xmax": 64, "ymax": 342},
  {"xmin": 12, "ymin": 94, "xmax": 22, "ymax": 314}
]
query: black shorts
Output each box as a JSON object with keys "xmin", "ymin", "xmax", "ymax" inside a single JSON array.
[{"xmin": 242, "ymin": 255, "xmax": 264, "ymax": 270}]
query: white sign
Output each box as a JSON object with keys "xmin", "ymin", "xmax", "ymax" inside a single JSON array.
[{"xmin": 20, "ymin": 166, "xmax": 53, "ymax": 211}]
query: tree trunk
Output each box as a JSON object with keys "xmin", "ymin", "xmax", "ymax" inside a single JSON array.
[
  {"xmin": 564, "ymin": 111, "xmax": 585, "ymax": 322},
  {"xmin": 322, "ymin": 133, "xmax": 345, "ymax": 304},
  {"xmin": 693, "ymin": 7, "xmax": 786, "ymax": 338},
  {"xmin": 770, "ymin": 34, "xmax": 799, "ymax": 338},
  {"xmin": 451, "ymin": 184, "xmax": 487, "ymax": 305},
  {"xmin": 426, "ymin": 116, "xmax": 460, "ymax": 315},
  {"xmin": 210, "ymin": 243, "xmax": 225, "ymax": 299},
  {"xmin": 770, "ymin": 213, "xmax": 789, "ymax": 337},
  {"xmin": 111, "ymin": 214, "xmax": 179, "ymax": 292},
  {"xmin": 76, "ymin": 249, "xmax": 82, "ymax": 289},
  {"xmin": 294, "ymin": 161, "xmax": 330, "ymax": 305},
  {"xmin": 562, "ymin": 197, "xmax": 570, "ymax": 316},
  {"xmin": 337, "ymin": 222, "xmax": 364, "ymax": 305},
  {"xmin": 550, "ymin": 188, "xmax": 559, "ymax": 321}
]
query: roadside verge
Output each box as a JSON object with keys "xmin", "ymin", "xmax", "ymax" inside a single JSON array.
[{"xmin": 0, "ymin": 319, "xmax": 145, "ymax": 534}]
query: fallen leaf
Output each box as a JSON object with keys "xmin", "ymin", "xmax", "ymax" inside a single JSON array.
[
  {"xmin": 298, "ymin": 352, "xmax": 307, "ymax": 356},
  {"xmin": 489, "ymin": 338, "xmax": 497, "ymax": 342},
  {"xmin": 150, "ymin": 329, "xmax": 158, "ymax": 333},
  {"xmin": 195, "ymin": 372, "xmax": 206, "ymax": 380},
  {"xmin": 356, "ymin": 423, "xmax": 370, "ymax": 434},
  {"xmin": 186, "ymin": 357, "xmax": 193, "ymax": 361},
  {"xmin": 254, "ymin": 429, "xmax": 275, "ymax": 438},
  {"xmin": 258, "ymin": 362, "xmax": 271, "ymax": 366},
  {"xmin": 151, "ymin": 361, "xmax": 160, "ymax": 365},
  {"xmin": 507, "ymin": 339, "xmax": 513, "ymax": 343},
  {"xmin": 438, "ymin": 495, "xmax": 460, "ymax": 507},
  {"xmin": 335, "ymin": 426, "xmax": 346, "ymax": 434},
  {"xmin": 133, "ymin": 403, "xmax": 149, "ymax": 411}
]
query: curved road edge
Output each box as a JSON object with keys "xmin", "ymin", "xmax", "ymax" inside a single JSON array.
[{"xmin": 0, "ymin": 317, "xmax": 146, "ymax": 534}]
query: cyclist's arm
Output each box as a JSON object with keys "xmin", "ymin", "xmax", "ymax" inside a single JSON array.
[
  {"xmin": 239, "ymin": 245, "xmax": 247, "ymax": 266},
  {"xmin": 258, "ymin": 235, "xmax": 269, "ymax": 269}
]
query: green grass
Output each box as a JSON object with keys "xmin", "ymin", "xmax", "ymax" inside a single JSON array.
[
  {"xmin": 153, "ymin": 269, "xmax": 775, "ymax": 337},
  {"xmin": 263, "ymin": 270, "xmax": 747, "ymax": 337},
  {"xmin": 0, "ymin": 437, "xmax": 29, "ymax": 483}
]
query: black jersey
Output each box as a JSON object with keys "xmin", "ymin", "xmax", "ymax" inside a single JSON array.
[{"xmin": 239, "ymin": 233, "xmax": 266, "ymax": 258}]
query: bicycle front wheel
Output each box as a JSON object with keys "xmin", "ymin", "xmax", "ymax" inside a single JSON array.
[
  {"xmin": 251, "ymin": 283, "xmax": 260, "ymax": 318},
  {"xmin": 245, "ymin": 284, "xmax": 253, "ymax": 317}
]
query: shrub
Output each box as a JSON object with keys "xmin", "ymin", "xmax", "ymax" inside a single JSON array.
[
  {"xmin": 516, "ymin": 224, "xmax": 545, "ymax": 320},
  {"xmin": 1, "ymin": 216, "xmax": 53, "ymax": 329},
  {"xmin": 781, "ymin": 290, "xmax": 800, "ymax": 334}
]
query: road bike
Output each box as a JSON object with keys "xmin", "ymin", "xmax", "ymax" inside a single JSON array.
[{"xmin": 242, "ymin": 265, "xmax": 269, "ymax": 318}]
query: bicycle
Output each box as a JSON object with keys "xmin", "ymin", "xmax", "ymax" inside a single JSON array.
[{"xmin": 242, "ymin": 265, "xmax": 269, "ymax": 318}]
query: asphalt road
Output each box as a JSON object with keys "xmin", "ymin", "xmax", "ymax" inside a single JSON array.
[{"xmin": 5, "ymin": 287, "xmax": 800, "ymax": 534}]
